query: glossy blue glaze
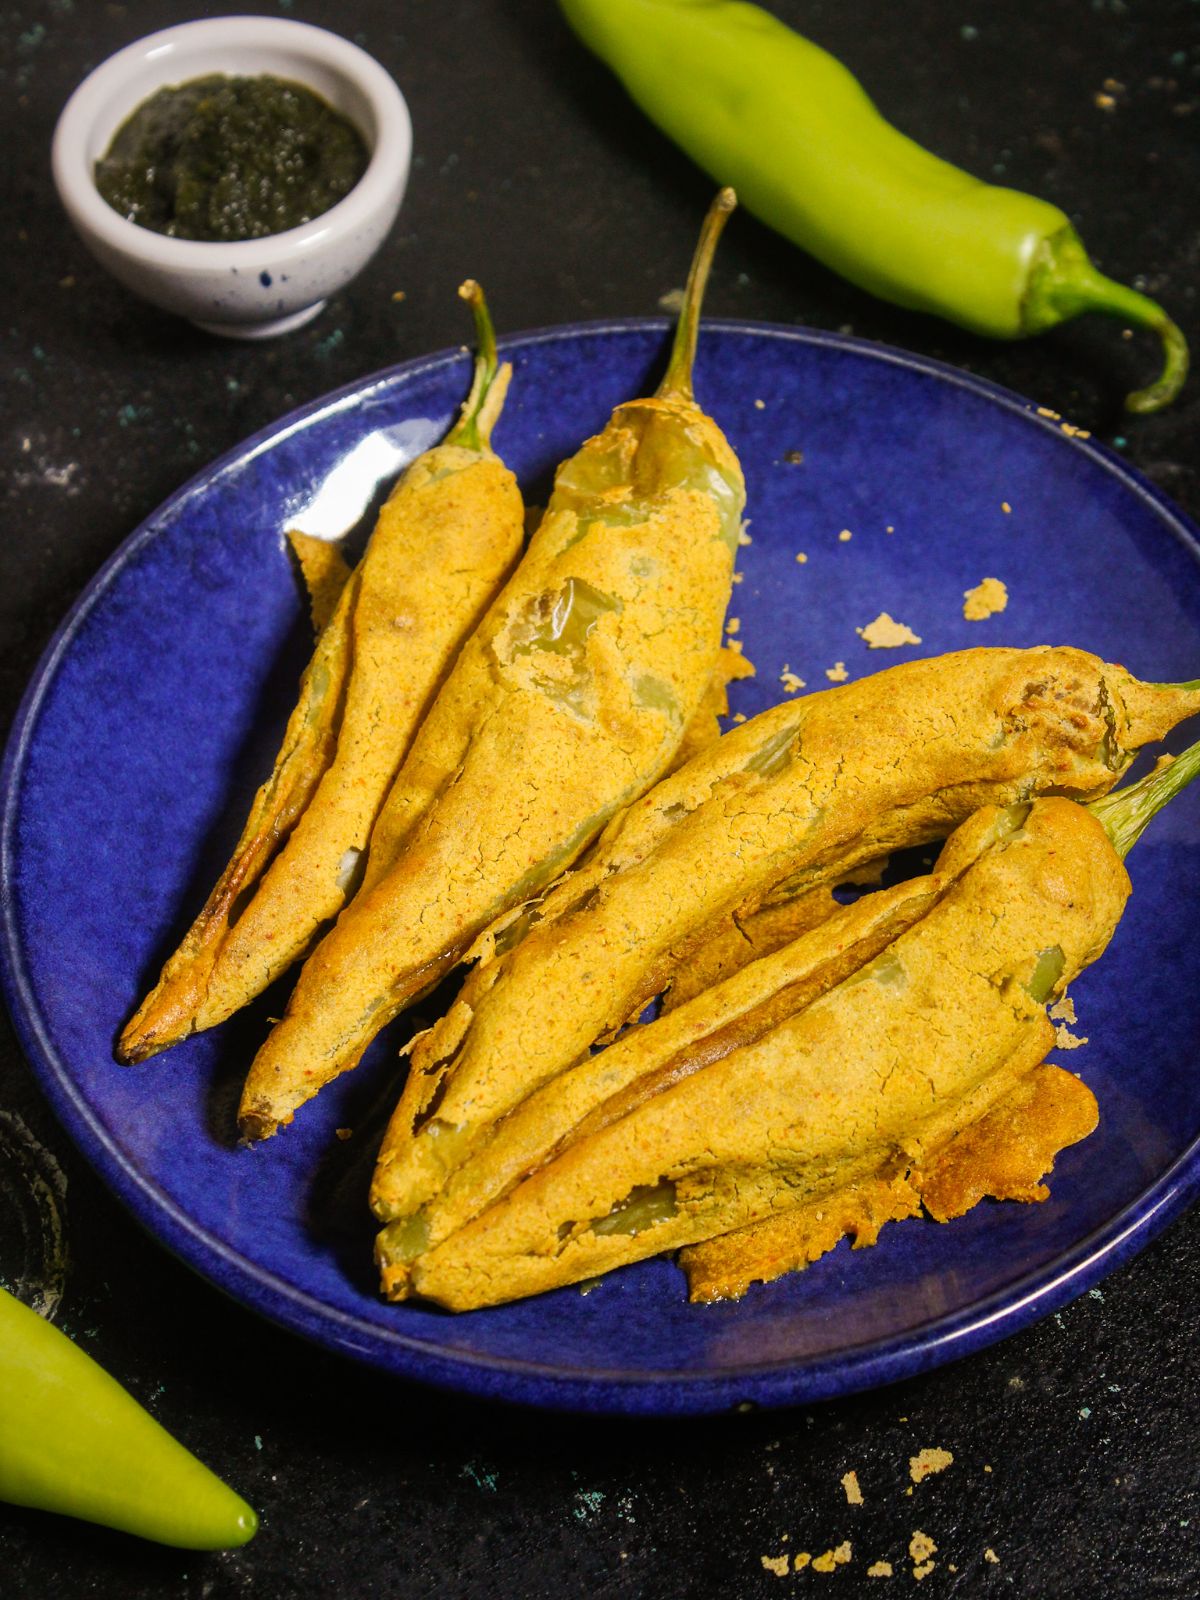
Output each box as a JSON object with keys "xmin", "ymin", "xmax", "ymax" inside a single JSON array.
[{"xmin": 4, "ymin": 322, "xmax": 1200, "ymax": 1416}]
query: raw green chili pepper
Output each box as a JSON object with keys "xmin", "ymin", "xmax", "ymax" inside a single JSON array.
[
  {"xmin": 560, "ymin": 0, "xmax": 1188, "ymax": 412},
  {"xmin": 0, "ymin": 1285, "xmax": 257, "ymax": 1548}
]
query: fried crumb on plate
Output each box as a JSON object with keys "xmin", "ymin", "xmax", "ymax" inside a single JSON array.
[
  {"xmin": 1054, "ymin": 1023, "xmax": 1089, "ymax": 1050},
  {"xmin": 963, "ymin": 577, "xmax": 1008, "ymax": 621},
  {"xmin": 858, "ymin": 613, "xmax": 922, "ymax": 649}
]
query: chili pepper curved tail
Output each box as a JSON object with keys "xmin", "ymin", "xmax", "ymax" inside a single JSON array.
[
  {"xmin": 446, "ymin": 279, "xmax": 512, "ymax": 450},
  {"xmin": 1088, "ymin": 731, "xmax": 1200, "ymax": 858},
  {"xmin": 658, "ymin": 187, "xmax": 737, "ymax": 403},
  {"xmin": 1022, "ymin": 227, "xmax": 1189, "ymax": 414}
]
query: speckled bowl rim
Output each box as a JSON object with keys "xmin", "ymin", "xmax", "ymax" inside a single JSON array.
[
  {"xmin": 51, "ymin": 15, "xmax": 412, "ymax": 270},
  {"xmin": 5, "ymin": 319, "xmax": 1200, "ymax": 1417}
]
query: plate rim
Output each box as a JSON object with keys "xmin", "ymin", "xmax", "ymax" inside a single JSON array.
[{"xmin": 5, "ymin": 316, "xmax": 1200, "ymax": 1416}]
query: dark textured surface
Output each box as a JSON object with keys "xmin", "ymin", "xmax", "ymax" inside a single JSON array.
[{"xmin": 2, "ymin": 0, "xmax": 1199, "ymax": 1592}]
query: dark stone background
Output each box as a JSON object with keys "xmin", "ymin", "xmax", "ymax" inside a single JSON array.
[{"xmin": 2, "ymin": 1, "xmax": 1199, "ymax": 1594}]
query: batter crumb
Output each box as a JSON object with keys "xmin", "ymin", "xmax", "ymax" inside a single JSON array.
[
  {"xmin": 910, "ymin": 1449, "xmax": 953, "ymax": 1483},
  {"xmin": 886, "ymin": 524, "xmax": 895, "ymax": 533},
  {"xmin": 794, "ymin": 1552, "xmax": 812, "ymax": 1571},
  {"xmin": 858, "ymin": 613, "xmax": 922, "ymax": 649},
  {"xmin": 732, "ymin": 712, "xmax": 747, "ymax": 723},
  {"xmin": 868, "ymin": 1561, "xmax": 893, "ymax": 1578},
  {"xmin": 838, "ymin": 528, "xmax": 853, "ymax": 542},
  {"xmin": 909, "ymin": 1531, "xmax": 937, "ymax": 1580},
  {"xmin": 754, "ymin": 399, "xmax": 766, "ymax": 409},
  {"xmin": 738, "ymin": 526, "xmax": 753, "ymax": 547},
  {"xmin": 825, "ymin": 662, "xmax": 849, "ymax": 682},
  {"xmin": 1001, "ymin": 502, "xmax": 1012, "ymax": 514},
  {"xmin": 1049, "ymin": 996, "xmax": 1077, "ymax": 1024},
  {"xmin": 1054, "ymin": 1024, "xmax": 1089, "ymax": 1050},
  {"xmin": 761, "ymin": 1554, "xmax": 789, "ymax": 1577},
  {"xmin": 962, "ymin": 577, "xmax": 1008, "ymax": 621},
  {"xmin": 842, "ymin": 1470, "xmax": 864, "ymax": 1505},
  {"xmin": 984, "ymin": 1549, "xmax": 1000, "ymax": 1565},
  {"xmin": 1060, "ymin": 421, "xmax": 1092, "ymax": 439},
  {"xmin": 780, "ymin": 665, "xmax": 807, "ymax": 693},
  {"xmin": 1036, "ymin": 406, "xmax": 1061, "ymax": 419},
  {"xmin": 732, "ymin": 571, "xmax": 744, "ymax": 584},
  {"xmin": 726, "ymin": 617, "xmax": 741, "ymax": 635},
  {"xmin": 795, "ymin": 551, "xmax": 808, "ymax": 564},
  {"xmin": 335, "ymin": 1127, "xmax": 353, "ymax": 1141},
  {"xmin": 812, "ymin": 1542, "xmax": 852, "ymax": 1573}
]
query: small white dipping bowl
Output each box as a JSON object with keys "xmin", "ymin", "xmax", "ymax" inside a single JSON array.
[{"xmin": 52, "ymin": 16, "xmax": 412, "ymax": 338}]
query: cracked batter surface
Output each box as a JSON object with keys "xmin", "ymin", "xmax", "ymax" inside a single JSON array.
[
  {"xmin": 119, "ymin": 438, "xmax": 526, "ymax": 1066},
  {"xmin": 238, "ymin": 387, "xmax": 745, "ymax": 1141},
  {"xmin": 371, "ymin": 647, "xmax": 1198, "ymax": 1249},
  {"xmin": 397, "ymin": 797, "xmax": 1128, "ymax": 1308}
]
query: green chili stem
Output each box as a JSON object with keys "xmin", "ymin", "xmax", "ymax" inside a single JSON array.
[
  {"xmin": 447, "ymin": 279, "xmax": 511, "ymax": 451},
  {"xmin": 1022, "ymin": 227, "xmax": 1189, "ymax": 415},
  {"xmin": 658, "ymin": 187, "xmax": 737, "ymax": 402},
  {"xmin": 1087, "ymin": 734, "xmax": 1200, "ymax": 859}
]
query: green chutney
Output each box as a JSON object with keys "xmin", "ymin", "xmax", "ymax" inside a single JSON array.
[{"xmin": 95, "ymin": 75, "xmax": 369, "ymax": 243}]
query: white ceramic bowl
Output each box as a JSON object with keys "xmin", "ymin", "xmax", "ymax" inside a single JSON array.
[{"xmin": 52, "ymin": 16, "xmax": 412, "ymax": 338}]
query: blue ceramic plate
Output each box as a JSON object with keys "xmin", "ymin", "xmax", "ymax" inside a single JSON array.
[{"xmin": 5, "ymin": 322, "xmax": 1200, "ymax": 1416}]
